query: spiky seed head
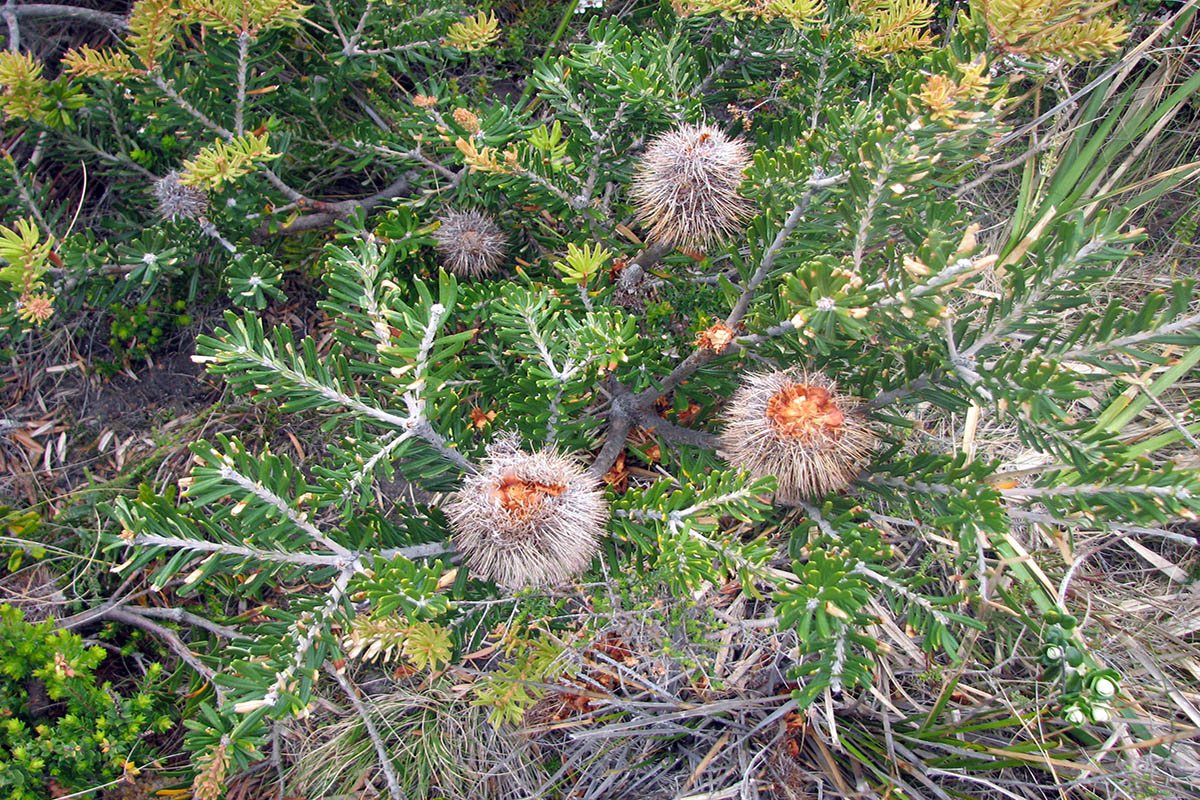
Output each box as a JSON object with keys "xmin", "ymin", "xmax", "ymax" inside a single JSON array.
[
  {"xmin": 630, "ymin": 122, "xmax": 753, "ymax": 249},
  {"xmin": 433, "ymin": 209, "xmax": 506, "ymax": 278},
  {"xmin": 445, "ymin": 436, "xmax": 607, "ymax": 587},
  {"xmin": 153, "ymin": 170, "xmax": 208, "ymax": 221},
  {"xmin": 720, "ymin": 369, "xmax": 876, "ymax": 503}
]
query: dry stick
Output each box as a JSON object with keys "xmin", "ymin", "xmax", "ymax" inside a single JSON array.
[
  {"xmin": 615, "ymin": 239, "xmax": 672, "ymax": 292},
  {"xmin": 9, "ymin": 2, "xmax": 128, "ymax": 30},
  {"xmin": 234, "ymin": 31, "xmax": 250, "ymax": 137},
  {"xmin": 3, "ymin": 0, "xmax": 18, "ymax": 50},
  {"xmin": 323, "ymin": 662, "xmax": 408, "ymax": 800},
  {"xmin": 104, "ymin": 607, "xmax": 227, "ymax": 705},
  {"xmin": 122, "ymin": 605, "xmax": 247, "ymax": 640},
  {"xmin": 268, "ymin": 174, "xmax": 412, "ymax": 235}
]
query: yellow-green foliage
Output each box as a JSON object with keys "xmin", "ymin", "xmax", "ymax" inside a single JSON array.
[
  {"xmin": 0, "ymin": 217, "xmax": 52, "ymax": 297},
  {"xmin": 679, "ymin": 0, "xmax": 826, "ymax": 28},
  {"xmin": 980, "ymin": 0, "xmax": 1129, "ymax": 62},
  {"xmin": 852, "ymin": 0, "xmax": 937, "ymax": 58},
  {"xmin": 443, "ymin": 10, "xmax": 501, "ymax": 52},
  {"xmin": 470, "ymin": 634, "xmax": 565, "ymax": 728},
  {"xmin": 0, "ymin": 52, "xmax": 48, "ymax": 121},
  {"xmin": 342, "ymin": 616, "xmax": 453, "ymax": 671},
  {"xmin": 180, "ymin": 0, "xmax": 311, "ymax": 34},
  {"xmin": 129, "ymin": 0, "xmax": 179, "ymax": 69},
  {"xmin": 180, "ymin": 132, "xmax": 281, "ymax": 190},
  {"xmin": 63, "ymin": 46, "xmax": 144, "ymax": 80}
]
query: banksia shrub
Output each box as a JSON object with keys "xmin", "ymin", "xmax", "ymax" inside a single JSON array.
[
  {"xmin": 721, "ymin": 369, "xmax": 876, "ymax": 503},
  {"xmin": 629, "ymin": 122, "xmax": 752, "ymax": 249},
  {"xmin": 444, "ymin": 437, "xmax": 607, "ymax": 587},
  {"xmin": 433, "ymin": 209, "xmax": 506, "ymax": 277},
  {"xmin": 153, "ymin": 171, "xmax": 208, "ymax": 222}
]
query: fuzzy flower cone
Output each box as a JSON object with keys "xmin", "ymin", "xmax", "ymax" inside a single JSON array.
[
  {"xmin": 630, "ymin": 122, "xmax": 753, "ymax": 249},
  {"xmin": 153, "ymin": 171, "xmax": 208, "ymax": 222},
  {"xmin": 433, "ymin": 209, "xmax": 506, "ymax": 277},
  {"xmin": 721, "ymin": 370, "xmax": 876, "ymax": 503},
  {"xmin": 445, "ymin": 437, "xmax": 607, "ymax": 588}
]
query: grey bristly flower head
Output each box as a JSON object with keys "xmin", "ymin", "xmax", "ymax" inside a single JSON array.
[
  {"xmin": 153, "ymin": 171, "xmax": 208, "ymax": 222},
  {"xmin": 433, "ymin": 209, "xmax": 506, "ymax": 278},
  {"xmin": 444, "ymin": 435, "xmax": 607, "ymax": 588},
  {"xmin": 629, "ymin": 122, "xmax": 753, "ymax": 250},
  {"xmin": 720, "ymin": 369, "xmax": 876, "ymax": 504}
]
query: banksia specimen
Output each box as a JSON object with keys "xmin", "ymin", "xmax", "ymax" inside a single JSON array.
[
  {"xmin": 153, "ymin": 170, "xmax": 208, "ymax": 222},
  {"xmin": 433, "ymin": 209, "xmax": 506, "ymax": 277},
  {"xmin": 445, "ymin": 437, "xmax": 607, "ymax": 587},
  {"xmin": 721, "ymin": 369, "xmax": 875, "ymax": 503},
  {"xmin": 630, "ymin": 122, "xmax": 752, "ymax": 249}
]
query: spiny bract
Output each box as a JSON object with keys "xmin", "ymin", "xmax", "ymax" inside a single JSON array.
[
  {"xmin": 720, "ymin": 369, "xmax": 876, "ymax": 503},
  {"xmin": 444, "ymin": 437, "xmax": 607, "ymax": 588},
  {"xmin": 433, "ymin": 209, "xmax": 506, "ymax": 277},
  {"xmin": 153, "ymin": 171, "xmax": 208, "ymax": 222},
  {"xmin": 629, "ymin": 122, "xmax": 753, "ymax": 249}
]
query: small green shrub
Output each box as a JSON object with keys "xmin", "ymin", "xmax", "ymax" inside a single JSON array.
[{"xmin": 0, "ymin": 604, "xmax": 171, "ymax": 799}]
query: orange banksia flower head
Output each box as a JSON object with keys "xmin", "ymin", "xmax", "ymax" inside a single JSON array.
[
  {"xmin": 433, "ymin": 209, "xmax": 506, "ymax": 278},
  {"xmin": 445, "ymin": 436, "xmax": 608, "ymax": 588},
  {"xmin": 154, "ymin": 170, "xmax": 208, "ymax": 222},
  {"xmin": 720, "ymin": 369, "xmax": 876, "ymax": 503},
  {"xmin": 630, "ymin": 122, "xmax": 753, "ymax": 249}
]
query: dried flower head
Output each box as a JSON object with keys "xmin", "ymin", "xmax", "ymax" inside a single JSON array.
[
  {"xmin": 452, "ymin": 107, "xmax": 481, "ymax": 134},
  {"xmin": 630, "ymin": 122, "xmax": 753, "ymax": 249},
  {"xmin": 720, "ymin": 369, "xmax": 876, "ymax": 503},
  {"xmin": 445, "ymin": 437, "xmax": 607, "ymax": 588},
  {"xmin": 694, "ymin": 321, "xmax": 735, "ymax": 353},
  {"xmin": 154, "ymin": 170, "xmax": 208, "ymax": 221},
  {"xmin": 413, "ymin": 94, "xmax": 438, "ymax": 108},
  {"xmin": 433, "ymin": 209, "xmax": 506, "ymax": 277}
]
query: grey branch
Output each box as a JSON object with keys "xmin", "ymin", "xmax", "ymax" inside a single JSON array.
[
  {"xmin": 10, "ymin": 3, "xmax": 128, "ymax": 30},
  {"xmin": 104, "ymin": 607, "xmax": 227, "ymax": 705},
  {"xmin": 131, "ymin": 532, "xmax": 451, "ymax": 566},
  {"xmin": 325, "ymin": 662, "xmax": 409, "ymax": 800},
  {"xmin": 268, "ymin": 175, "xmax": 413, "ymax": 236},
  {"xmin": 122, "ymin": 605, "xmax": 248, "ymax": 640},
  {"xmin": 1057, "ymin": 309, "xmax": 1200, "ymax": 361}
]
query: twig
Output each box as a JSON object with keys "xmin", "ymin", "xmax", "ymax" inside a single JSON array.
[
  {"xmin": 123, "ymin": 605, "xmax": 248, "ymax": 640},
  {"xmin": 130, "ymin": 533, "xmax": 451, "ymax": 567},
  {"xmin": 9, "ymin": 2, "xmax": 128, "ymax": 31},
  {"xmin": 3, "ymin": 0, "xmax": 18, "ymax": 50},
  {"xmin": 324, "ymin": 662, "xmax": 409, "ymax": 800},
  {"xmin": 866, "ymin": 375, "xmax": 934, "ymax": 410},
  {"xmin": 616, "ymin": 240, "xmax": 672, "ymax": 293},
  {"xmin": 151, "ymin": 71, "xmax": 232, "ymax": 139},
  {"xmin": 234, "ymin": 31, "xmax": 250, "ymax": 137},
  {"xmin": 638, "ymin": 411, "xmax": 719, "ymax": 450},
  {"xmin": 269, "ymin": 175, "xmax": 412, "ymax": 235},
  {"xmin": 724, "ymin": 194, "xmax": 814, "ymax": 328},
  {"xmin": 413, "ymin": 419, "xmax": 478, "ymax": 474},
  {"xmin": 590, "ymin": 173, "xmax": 842, "ymax": 479},
  {"xmin": 1057, "ymin": 309, "xmax": 1200, "ymax": 362},
  {"xmin": 104, "ymin": 607, "xmax": 227, "ymax": 705}
]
